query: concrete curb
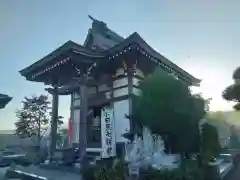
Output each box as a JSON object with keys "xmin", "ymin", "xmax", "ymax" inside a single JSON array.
[{"xmin": 5, "ymin": 169, "xmax": 52, "ymax": 180}]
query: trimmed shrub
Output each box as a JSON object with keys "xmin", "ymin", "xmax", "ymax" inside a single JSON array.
[
  {"xmin": 139, "ymin": 160, "xmax": 220, "ymax": 180},
  {"xmin": 83, "ymin": 158, "xmax": 220, "ymax": 180},
  {"xmin": 82, "ymin": 159, "xmax": 126, "ymax": 180},
  {"xmin": 5, "ymin": 169, "xmax": 19, "ymax": 179},
  {"xmin": 81, "ymin": 165, "xmax": 99, "ymax": 180},
  {"xmin": 13, "ymin": 157, "xmax": 31, "ymax": 166}
]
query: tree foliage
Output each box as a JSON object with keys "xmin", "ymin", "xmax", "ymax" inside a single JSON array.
[
  {"xmin": 132, "ymin": 69, "xmax": 206, "ymax": 156},
  {"xmin": 201, "ymin": 123, "xmax": 221, "ymax": 162},
  {"xmin": 15, "ymin": 95, "xmax": 63, "ymax": 146},
  {"xmin": 223, "ymin": 66, "xmax": 240, "ymax": 111}
]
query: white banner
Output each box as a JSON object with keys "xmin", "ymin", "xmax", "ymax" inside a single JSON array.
[{"xmin": 101, "ymin": 107, "xmax": 116, "ymax": 158}]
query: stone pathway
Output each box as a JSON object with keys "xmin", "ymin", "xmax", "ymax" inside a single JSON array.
[
  {"xmin": 0, "ymin": 167, "xmax": 9, "ymax": 179},
  {"xmin": 224, "ymin": 165, "xmax": 240, "ymax": 180}
]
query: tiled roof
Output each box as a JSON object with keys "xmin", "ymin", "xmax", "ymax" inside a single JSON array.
[{"xmin": 19, "ymin": 16, "xmax": 200, "ymax": 86}]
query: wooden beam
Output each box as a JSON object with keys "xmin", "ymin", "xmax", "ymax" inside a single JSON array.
[{"xmin": 45, "ymin": 74, "xmax": 114, "ymax": 95}]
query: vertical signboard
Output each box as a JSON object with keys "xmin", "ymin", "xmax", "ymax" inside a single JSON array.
[{"xmin": 101, "ymin": 107, "xmax": 116, "ymax": 158}]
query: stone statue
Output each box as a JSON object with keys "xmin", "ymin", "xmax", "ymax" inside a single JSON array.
[{"xmin": 125, "ymin": 127, "xmax": 179, "ymax": 170}]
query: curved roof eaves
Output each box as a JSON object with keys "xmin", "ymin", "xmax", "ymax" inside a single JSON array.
[
  {"xmin": 105, "ymin": 32, "xmax": 201, "ymax": 84},
  {"xmin": 19, "ymin": 40, "xmax": 103, "ymax": 77}
]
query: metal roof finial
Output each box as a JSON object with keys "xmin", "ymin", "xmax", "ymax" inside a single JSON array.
[
  {"xmin": 88, "ymin": 15, "xmax": 107, "ymax": 31},
  {"xmin": 88, "ymin": 15, "xmax": 96, "ymax": 21}
]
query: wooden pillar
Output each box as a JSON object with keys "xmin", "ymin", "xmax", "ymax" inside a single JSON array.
[
  {"xmin": 69, "ymin": 93, "xmax": 74, "ymax": 148},
  {"xmin": 79, "ymin": 76, "xmax": 88, "ymax": 164},
  {"xmin": 50, "ymin": 86, "xmax": 59, "ymax": 161},
  {"xmin": 127, "ymin": 71, "xmax": 134, "ymax": 135},
  {"xmin": 128, "ymin": 74, "xmax": 133, "ymax": 114},
  {"xmin": 123, "ymin": 58, "xmax": 137, "ymax": 134}
]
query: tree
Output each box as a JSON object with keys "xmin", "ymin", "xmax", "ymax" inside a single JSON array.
[
  {"xmin": 131, "ymin": 69, "xmax": 206, "ymax": 158},
  {"xmin": 223, "ymin": 66, "xmax": 240, "ymax": 111},
  {"xmin": 201, "ymin": 123, "xmax": 221, "ymax": 163},
  {"xmin": 15, "ymin": 95, "xmax": 63, "ymax": 148}
]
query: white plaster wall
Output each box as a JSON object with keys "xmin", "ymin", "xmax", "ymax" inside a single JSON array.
[
  {"xmin": 115, "ymin": 68, "xmax": 125, "ymax": 76},
  {"xmin": 113, "ymin": 77, "xmax": 129, "ymax": 97},
  {"xmin": 113, "ymin": 77, "xmax": 128, "ymax": 88},
  {"xmin": 114, "ymin": 100, "xmax": 130, "ymax": 142},
  {"xmin": 98, "ymin": 84, "xmax": 110, "ymax": 92},
  {"xmin": 74, "ymin": 99, "xmax": 81, "ymax": 107},
  {"xmin": 72, "ymin": 109, "xmax": 80, "ymax": 143},
  {"xmin": 133, "ymin": 77, "xmax": 141, "ymax": 86},
  {"xmin": 113, "ymin": 87, "xmax": 128, "ymax": 98},
  {"xmin": 73, "ymin": 92, "xmax": 81, "ymax": 107}
]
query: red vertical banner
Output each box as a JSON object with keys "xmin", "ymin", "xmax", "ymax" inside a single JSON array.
[{"xmin": 68, "ymin": 118, "xmax": 72, "ymax": 146}]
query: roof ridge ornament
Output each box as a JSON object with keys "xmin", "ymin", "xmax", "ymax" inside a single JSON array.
[
  {"xmin": 88, "ymin": 15, "xmax": 106, "ymax": 24},
  {"xmin": 88, "ymin": 15, "xmax": 96, "ymax": 21},
  {"xmin": 88, "ymin": 15, "xmax": 107, "ymax": 31}
]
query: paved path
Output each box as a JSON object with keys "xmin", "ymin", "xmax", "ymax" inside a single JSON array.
[
  {"xmin": 224, "ymin": 165, "xmax": 240, "ymax": 180},
  {"xmin": 14, "ymin": 165, "xmax": 82, "ymax": 180},
  {"xmin": 0, "ymin": 167, "xmax": 9, "ymax": 179}
]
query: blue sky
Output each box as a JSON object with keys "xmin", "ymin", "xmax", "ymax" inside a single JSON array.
[{"xmin": 0, "ymin": 0, "xmax": 239, "ymax": 129}]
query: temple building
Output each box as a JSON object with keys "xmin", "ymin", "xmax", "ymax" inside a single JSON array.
[
  {"xmin": 19, "ymin": 16, "xmax": 200, "ymax": 160},
  {"xmin": 0, "ymin": 93, "xmax": 12, "ymax": 109}
]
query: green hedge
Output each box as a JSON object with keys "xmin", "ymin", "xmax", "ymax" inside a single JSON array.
[
  {"xmin": 5, "ymin": 169, "xmax": 19, "ymax": 179},
  {"xmin": 82, "ymin": 158, "xmax": 221, "ymax": 180},
  {"xmin": 82, "ymin": 159, "xmax": 126, "ymax": 180},
  {"xmin": 13, "ymin": 156, "xmax": 32, "ymax": 166},
  {"xmin": 139, "ymin": 164, "xmax": 220, "ymax": 180}
]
